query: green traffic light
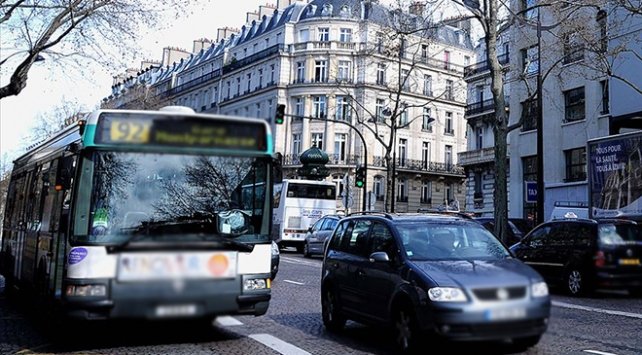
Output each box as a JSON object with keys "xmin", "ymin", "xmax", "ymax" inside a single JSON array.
[{"xmin": 356, "ymin": 181, "xmax": 364, "ymax": 188}]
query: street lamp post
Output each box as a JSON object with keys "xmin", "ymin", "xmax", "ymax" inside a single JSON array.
[{"xmin": 536, "ymin": 9, "xmax": 545, "ymax": 225}]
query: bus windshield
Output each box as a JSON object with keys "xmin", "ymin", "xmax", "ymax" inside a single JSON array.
[
  {"xmin": 286, "ymin": 183, "xmax": 336, "ymax": 200},
  {"xmin": 76, "ymin": 151, "xmax": 270, "ymax": 245}
]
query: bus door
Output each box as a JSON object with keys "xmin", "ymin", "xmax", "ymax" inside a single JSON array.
[
  {"xmin": 22, "ymin": 163, "xmax": 49, "ymax": 286},
  {"xmin": 15, "ymin": 168, "xmax": 38, "ymax": 283}
]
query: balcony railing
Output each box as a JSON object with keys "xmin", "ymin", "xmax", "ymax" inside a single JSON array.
[
  {"xmin": 330, "ymin": 154, "xmax": 361, "ymax": 165},
  {"xmin": 465, "ymin": 97, "xmax": 510, "ymax": 116},
  {"xmin": 163, "ymin": 69, "xmax": 222, "ymax": 97},
  {"xmin": 464, "ymin": 52, "xmax": 510, "ymax": 78},
  {"xmin": 222, "ymin": 44, "xmax": 283, "ymax": 74},
  {"xmin": 283, "ymin": 154, "xmax": 301, "ymax": 165},
  {"xmin": 458, "ymin": 146, "xmax": 508, "ymax": 166},
  {"xmin": 371, "ymin": 156, "xmax": 464, "ymax": 175}
]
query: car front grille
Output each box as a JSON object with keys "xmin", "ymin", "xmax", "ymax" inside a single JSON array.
[{"xmin": 472, "ymin": 286, "xmax": 527, "ymax": 301}]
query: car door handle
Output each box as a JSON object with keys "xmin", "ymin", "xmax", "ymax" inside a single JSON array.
[
  {"xmin": 329, "ymin": 262, "xmax": 339, "ymax": 269},
  {"xmin": 357, "ymin": 269, "xmax": 366, "ymax": 277}
]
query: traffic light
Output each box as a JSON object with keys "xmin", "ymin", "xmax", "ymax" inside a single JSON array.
[
  {"xmin": 355, "ymin": 166, "xmax": 366, "ymax": 188},
  {"xmin": 275, "ymin": 104, "xmax": 286, "ymax": 125}
]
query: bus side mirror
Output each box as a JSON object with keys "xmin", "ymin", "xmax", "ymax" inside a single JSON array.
[
  {"xmin": 272, "ymin": 153, "xmax": 283, "ymax": 183},
  {"xmin": 55, "ymin": 156, "xmax": 76, "ymax": 191}
]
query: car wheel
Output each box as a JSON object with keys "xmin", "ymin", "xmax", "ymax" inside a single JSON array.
[
  {"xmin": 566, "ymin": 268, "xmax": 587, "ymax": 296},
  {"xmin": 394, "ymin": 307, "xmax": 420, "ymax": 354},
  {"xmin": 303, "ymin": 242, "xmax": 311, "ymax": 258},
  {"xmin": 511, "ymin": 334, "xmax": 542, "ymax": 351},
  {"xmin": 322, "ymin": 288, "xmax": 345, "ymax": 332}
]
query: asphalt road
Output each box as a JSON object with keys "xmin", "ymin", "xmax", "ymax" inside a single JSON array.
[{"xmin": 1, "ymin": 251, "xmax": 641, "ymax": 355}]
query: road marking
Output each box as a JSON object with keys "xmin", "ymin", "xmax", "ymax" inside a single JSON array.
[
  {"xmin": 280, "ymin": 257, "xmax": 320, "ymax": 267},
  {"xmin": 283, "ymin": 280, "xmax": 305, "ymax": 285},
  {"xmin": 249, "ymin": 334, "xmax": 311, "ymax": 355},
  {"xmin": 583, "ymin": 350, "xmax": 618, "ymax": 355},
  {"xmin": 553, "ymin": 300, "xmax": 642, "ymax": 319},
  {"xmin": 215, "ymin": 316, "xmax": 243, "ymax": 326}
]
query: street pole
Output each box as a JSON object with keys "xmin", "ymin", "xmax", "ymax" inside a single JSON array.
[
  {"xmin": 536, "ymin": 8, "xmax": 545, "ymax": 225},
  {"xmin": 390, "ymin": 123, "xmax": 397, "ymax": 213}
]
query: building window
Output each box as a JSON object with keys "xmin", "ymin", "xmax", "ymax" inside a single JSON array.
[
  {"xmin": 318, "ymin": 27, "xmax": 329, "ymax": 42},
  {"xmin": 292, "ymin": 133, "xmax": 301, "ymax": 155},
  {"xmin": 226, "ymin": 81, "xmax": 231, "ymax": 98},
  {"xmin": 445, "ymin": 80, "xmax": 454, "ymax": 100},
  {"xmin": 563, "ymin": 32, "xmax": 584, "ymax": 64},
  {"xmin": 446, "ymin": 183, "xmax": 455, "ymax": 203},
  {"xmin": 256, "ymin": 102, "xmax": 262, "ymax": 118},
  {"xmin": 339, "ymin": 28, "xmax": 352, "ymax": 42},
  {"xmin": 443, "ymin": 50, "xmax": 451, "ymax": 70},
  {"xmin": 422, "ymin": 141, "xmax": 431, "ymax": 169},
  {"xmin": 421, "ymin": 44, "xmax": 428, "ymax": 59},
  {"xmin": 600, "ymin": 80, "xmax": 609, "ymax": 114},
  {"xmin": 246, "ymin": 73, "xmax": 252, "ymax": 93},
  {"xmin": 375, "ymin": 99, "xmax": 385, "ymax": 122},
  {"xmin": 336, "ymin": 96, "xmax": 351, "ymax": 121},
  {"xmin": 445, "ymin": 145, "xmax": 453, "ymax": 167},
  {"xmin": 399, "ymin": 109, "xmax": 408, "ymax": 126},
  {"xmin": 312, "ymin": 133, "xmax": 324, "ymax": 150},
  {"xmin": 270, "ymin": 64, "xmax": 276, "ymax": 83},
  {"xmin": 476, "ymin": 127, "xmax": 483, "ymax": 150},
  {"xmin": 376, "ymin": 32, "xmax": 384, "ymax": 53},
  {"xmin": 422, "ymin": 108, "xmax": 433, "ymax": 131},
  {"xmin": 521, "ymin": 45, "xmax": 539, "ymax": 75},
  {"xmin": 401, "ymin": 69, "xmax": 410, "ymax": 91},
  {"xmin": 597, "ymin": 10, "xmax": 607, "ymax": 53},
  {"xmin": 338, "ymin": 60, "xmax": 351, "ymax": 81},
  {"xmin": 314, "ymin": 60, "xmax": 327, "ymax": 82},
  {"xmin": 376, "ymin": 63, "xmax": 386, "ymax": 85},
  {"xmin": 564, "ymin": 87, "xmax": 585, "ymax": 122},
  {"xmin": 296, "ymin": 62, "xmax": 305, "ymax": 83},
  {"xmin": 522, "ymin": 155, "xmax": 537, "ymax": 219},
  {"xmin": 313, "ymin": 95, "xmax": 326, "ymax": 118},
  {"xmin": 445, "ymin": 112, "xmax": 454, "ymax": 134},
  {"xmin": 397, "ymin": 178, "xmax": 408, "ymax": 202},
  {"xmin": 474, "ymin": 172, "xmax": 483, "ymax": 197},
  {"xmin": 236, "ymin": 77, "xmax": 241, "ymax": 96},
  {"xmin": 211, "ymin": 87, "xmax": 218, "ymax": 106},
  {"xmin": 398, "ymin": 138, "xmax": 407, "ymax": 167},
  {"xmin": 521, "ymin": 98, "xmax": 538, "ymax": 131},
  {"xmin": 294, "ymin": 97, "xmax": 304, "ymax": 121},
  {"xmin": 333, "ymin": 174, "xmax": 345, "ymax": 199},
  {"xmin": 521, "ymin": 0, "xmax": 536, "ymax": 20},
  {"xmin": 374, "ymin": 176, "xmax": 384, "ymax": 200},
  {"xmin": 464, "ymin": 55, "xmax": 470, "ymax": 66},
  {"xmin": 423, "ymin": 74, "xmax": 432, "ymax": 96},
  {"xmin": 258, "ymin": 69, "xmax": 264, "ymax": 88},
  {"xmin": 399, "ymin": 38, "xmax": 406, "ymax": 58},
  {"xmin": 565, "ymin": 147, "xmax": 586, "ymax": 182},
  {"xmin": 421, "ymin": 180, "xmax": 432, "ymax": 204},
  {"xmin": 334, "ymin": 133, "xmax": 347, "ymax": 161}
]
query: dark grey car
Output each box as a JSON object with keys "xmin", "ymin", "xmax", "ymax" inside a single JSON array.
[
  {"xmin": 321, "ymin": 212, "xmax": 551, "ymax": 353},
  {"xmin": 303, "ymin": 215, "xmax": 342, "ymax": 258}
]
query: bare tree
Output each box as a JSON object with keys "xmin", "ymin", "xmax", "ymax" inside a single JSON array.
[
  {"xmin": 327, "ymin": 0, "xmax": 466, "ymax": 212},
  {"xmin": 29, "ymin": 98, "xmax": 88, "ymax": 143},
  {"xmin": 455, "ymin": 0, "xmax": 641, "ymax": 243},
  {"xmin": 0, "ymin": 0, "xmax": 188, "ymax": 100}
]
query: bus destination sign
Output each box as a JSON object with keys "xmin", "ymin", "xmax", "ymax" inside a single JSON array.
[{"xmin": 95, "ymin": 113, "xmax": 267, "ymax": 151}]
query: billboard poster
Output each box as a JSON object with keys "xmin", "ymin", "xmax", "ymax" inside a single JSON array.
[{"xmin": 588, "ymin": 131, "xmax": 642, "ymax": 218}]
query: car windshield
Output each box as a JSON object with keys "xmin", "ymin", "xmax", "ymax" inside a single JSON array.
[
  {"xmin": 598, "ymin": 223, "xmax": 642, "ymax": 244},
  {"xmin": 397, "ymin": 222, "xmax": 511, "ymax": 261},
  {"xmin": 75, "ymin": 151, "xmax": 270, "ymax": 245}
]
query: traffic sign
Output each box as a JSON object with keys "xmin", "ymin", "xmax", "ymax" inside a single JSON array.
[{"xmin": 525, "ymin": 181, "xmax": 537, "ymax": 203}]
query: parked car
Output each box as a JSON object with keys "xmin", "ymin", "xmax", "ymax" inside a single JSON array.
[
  {"xmin": 475, "ymin": 217, "xmax": 524, "ymax": 246},
  {"xmin": 303, "ymin": 215, "xmax": 342, "ymax": 258},
  {"xmin": 321, "ymin": 212, "xmax": 550, "ymax": 353},
  {"xmin": 509, "ymin": 218, "xmax": 535, "ymax": 236},
  {"xmin": 271, "ymin": 241, "xmax": 280, "ymax": 280},
  {"xmin": 510, "ymin": 217, "xmax": 642, "ymax": 296}
]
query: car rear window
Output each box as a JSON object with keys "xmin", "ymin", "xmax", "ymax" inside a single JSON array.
[{"xmin": 598, "ymin": 223, "xmax": 642, "ymax": 244}]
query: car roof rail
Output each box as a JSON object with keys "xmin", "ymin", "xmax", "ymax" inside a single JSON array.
[
  {"xmin": 347, "ymin": 211, "xmax": 394, "ymax": 219},
  {"xmin": 417, "ymin": 208, "xmax": 475, "ymax": 220}
]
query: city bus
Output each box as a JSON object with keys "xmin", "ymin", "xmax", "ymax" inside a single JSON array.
[
  {"xmin": 272, "ymin": 179, "xmax": 337, "ymax": 252},
  {"xmin": 0, "ymin": 106, "xmax": 278, "ymax": 322}
]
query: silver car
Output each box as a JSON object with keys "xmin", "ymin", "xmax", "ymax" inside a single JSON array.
[{"xmin": 303, "ymin": 215, "xmax": 342, "ymax": 258}]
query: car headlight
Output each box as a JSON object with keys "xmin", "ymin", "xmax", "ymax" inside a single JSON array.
[
  {"xmin": 244, "ymin": 278, "xmax": 269, "ymax": 291},
  {"xmin": 531, "ymin": 281, "xmax": 549, "ymax": 297},
  {"xmin": 427, "ymin": 287, "xmax": 467, "ymax": 302},
  {"xmin": 65, "ymin": 284, "xmax": 107, "ymax": 297},
  {"xmin": 271, "ymin": 241, "xmax": 280, "ymax": 256}
]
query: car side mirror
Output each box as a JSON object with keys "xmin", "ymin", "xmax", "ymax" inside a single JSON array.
[
  {"xmin": 308, "ymin": 226, "xmax": 313, "ymax": 232},
  {"xmin": 369, "ymin": 251, "xmax": 390, "ymax": 263}
]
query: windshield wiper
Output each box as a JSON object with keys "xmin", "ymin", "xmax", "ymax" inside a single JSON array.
[{"xmin": 198, "ymin": 234, "xmax": 254, "ymax": 252}]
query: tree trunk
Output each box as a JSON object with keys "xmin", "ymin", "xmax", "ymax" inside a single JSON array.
[{"xmin": 385, "ymin": 155, "xmax": 393, "ymax": 212}]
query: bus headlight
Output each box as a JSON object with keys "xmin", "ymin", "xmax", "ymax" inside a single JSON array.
[
  {"xmin": 65, "ymin": 284, "xmax": 107, "ymax": 297},
  {"xmin": 244, "ymin": 278, "xmax": 269, "ymax": 291}
]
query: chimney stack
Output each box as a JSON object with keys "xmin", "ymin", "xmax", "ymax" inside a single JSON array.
[
  {"xmin": 409, "ymin": 1, "xmax": 426, "ymax": 16},
  {"xmin": 246, "ymin": 11, "xmax": 260, "ymax": 24},
  {"xmin": 161, "ymin": 47, "xmax": 191, "ymax": 67},
  {"xmin": 217, "ymin": 27, "xmax": 240, "ymax": 42},
  {"xmin": 259, "ymin": 3, "xmax": 277, "ymax": 18},
  {"xmin": 193, "ymin": 38, "xmax": 213, "ymax": 53}
]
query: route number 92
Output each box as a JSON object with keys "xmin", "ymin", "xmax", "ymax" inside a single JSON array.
[{"xmin": 109, "ymin": 119, "xmax": 151, "ymax": 143}]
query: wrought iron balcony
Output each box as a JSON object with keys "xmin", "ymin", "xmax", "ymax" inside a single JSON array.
[
  {"xmin": 458, "ymin": 146, "xmax": 508, "ymax": 167},
  {"xmin": 222, "ymin": 44, "xmax": 283, "ymax": 74},
  {"xmin": 372, "ymin": 156, "xmax": 464, "ymax": 175},
  {"xmin": 464, "ymin": 52, "xmax": 509, "ymax": 78},
  {"xmin": 465, "ymin": 97, "xmax": 510, "ymax": 116}
]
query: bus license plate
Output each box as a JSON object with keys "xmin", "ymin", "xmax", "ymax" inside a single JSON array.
[
  {"xmin": 484, "ymin": 307, "xmax": 526, "ymax": 321},
  {"xmin": 155, "ymin": 304, "xmax": 197, "ymax": 317}
]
